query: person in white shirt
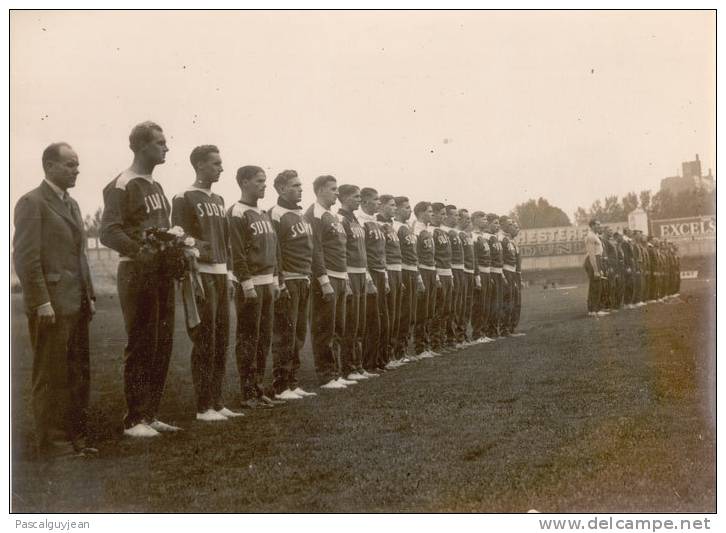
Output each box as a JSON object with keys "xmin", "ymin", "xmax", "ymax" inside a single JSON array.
[{"xmin": 584, "ymin": 219, "xmax": 608, "ymax": 316}]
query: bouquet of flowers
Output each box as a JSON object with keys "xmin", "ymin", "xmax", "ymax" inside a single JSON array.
[{"xmin": 139, "ymin": 226, "xmax": 204, "ymax": 329}]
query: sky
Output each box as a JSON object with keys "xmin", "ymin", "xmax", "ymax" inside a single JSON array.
[{"xmin": 10, "ymin": 10, "xmax": 715, "ymax": 224}]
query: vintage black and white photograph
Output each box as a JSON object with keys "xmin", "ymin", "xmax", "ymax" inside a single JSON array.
[{"xmin": 9, "ymin": 9, "xmax": 716, "ymax": 520}]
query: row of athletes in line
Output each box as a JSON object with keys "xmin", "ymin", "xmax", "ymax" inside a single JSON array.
[
  {"xmin": 98, "ymin": 122, "xmax": 527, "ymax": 437},
  {"xmin": 13, "ymin": 121, "xmax": 525, "ymax": 455},
  {"xmin": 583, "ymin": 219, "xmax": 681, "ymax": 317}
]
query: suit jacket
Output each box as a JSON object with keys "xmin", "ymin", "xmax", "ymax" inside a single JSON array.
[{"xmin": 13, "ymin": 181, "xmax": 95, "ymax": 316}]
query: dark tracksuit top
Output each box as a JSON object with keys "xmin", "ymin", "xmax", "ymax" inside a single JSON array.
[
  {"xmin": 378, "ymin": 215, "xmax": 402, "ymax": 272},
  {"xmin": 431, "ymin": 225, "xmax": 452, "ymax": 277},
  {"xmin": 395, "ymin": 220, "xmax": 420, "ymax": 277},
  {"xmin": 227, "ymin": 202, "xmax": 278, "ymax": 291},
  {"xmin": 357, "ymin": 210, "xmax": 387, "ymax": 273},
  {"xmin": 483, "ymin": 232, "xmax": 503, "ymax": 273},
  {"xmin": 304, "ymin": 202, "xmax": 347, "ymax": 285},
  {"xmin": 460, "ymin": 230, "xmax": 475, "ymax": 275},
  {"xmin": 338, "ymin": 208, "xmax": 368, "ymax": 276},
  {"xmin": 412, "ymin": 220, "xmax": 435, "ymax": 271},
  {"xmin": 100, "ymin": 169, "xmax": 171, "ymax": 258},
  {"xmin": 501, "ymin": 233, "xmax": 517, "ymax": 273},
  {"xmin": 442, "ymin": 226, "xmax": 464, "ymax": 270},
  {"xmin": 472, "ymin": 231, "xmax": 492, "ymax": 273},
  {"xmin": 171, "ymin": 187, "xmax": 232, "ymax": 275},
  {"xmin": 270, "ymin": 199, "xmax": 314, "ymax": 286}
]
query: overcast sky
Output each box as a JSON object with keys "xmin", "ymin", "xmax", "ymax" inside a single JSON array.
[{"xmin": 10, "ymin": 10, "xmax": 715, "ymax": 223}]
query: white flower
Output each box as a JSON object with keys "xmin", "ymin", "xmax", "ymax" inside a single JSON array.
[
  {"xmin": 167, "ymin": 226, "xmax": 185, "ymax": 237},
  {"xmin": 184, "ymin": 237, "xmax": 196, "ymax": 247}
]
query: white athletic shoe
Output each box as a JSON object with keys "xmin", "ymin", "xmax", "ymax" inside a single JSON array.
[
  {"xmin": 361, "ymin": 370, "xmax": 380, "ymax": 378},
  {"xmin": 385, "ymin": 361, "xmax": 400, "ymax": 370},
  {"xmin": 510, "ymin": 332, "xmax": 526, "ymax": 337},
  {"xmin": 596, "ymin": 311, "xmax": 610, "ymax": 316},
  {"xmin": 337, "ymin": 377, "xmax": 357, "ymax": 385},
  {"xmin": 429, "ymin": 350, "xmax": 443, "ymax": 357},
  {"xmin": 347, "ymin": 372, "xmax": 367, "ymax": 381},
  {"xmin": 292, "ymin": 387, "xmax": 317, "ymax": 397},
  {"xmin": 320, "ymin": 379, "xmax": 346, "ymax": 389},
  {"xmin": 275, "ymin": 389, "xmax": 303, "ymax": 400},
  {"xmin": 217, "ymin": 407, "xmax": 244, "ymax": 418},
  {"xmin": 149, "ymin": 419, "xmax": 182, "ymax": 432},
  {"xmin": 123, "ymin": 423, "xmax": 159, "ymax": 438},
  {"xmin": 196, "ymin": 409, "xmax": 227, "ymax": 422},
  {"xmin": 417, "ymin": 351, "xmax": 433, "ymax": 359}
]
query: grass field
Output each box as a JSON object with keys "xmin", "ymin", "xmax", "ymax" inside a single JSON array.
[{"xmin": 10, "ymin": 279, "xmax": 715, "ymax": 513}]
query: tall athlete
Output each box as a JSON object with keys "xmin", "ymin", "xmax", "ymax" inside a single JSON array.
[
  {"xmin": 509, "ymin": 221, "xmax": 524, "ymax": 335},
  {"xmin": 584, "ymin": 219, "xmax": 606, "ymax": 316},
  {"xmin": 358, "ymin": 188, "xmax": 390, "ymax": 372},
  {"xmin": 171, "ymin": 145, "xmax": 243, "ymax": 421},
  {"xmin": 101, "ymin": 121, "xmax": 179, "ymax": 437},
  {"xmin": 430, "ymin": 203, "xmax": 454, "ymax": 352},
  {"xmin": 378, "ymin": 194, "xmax": 405, "ymax": 368},
  {"xmin": 470, "ymin": 211, "xmax": 492, "ymax": 342},
  {"xmin": 442, "ymin": 205, "xmax": 465, "ymax": 348},
  {"xmin": 412, "ymin": 202, "xmax": 438, "ymax": 358},
  {"xmin": 499, "ymin": 216, "xmax": 517, "ymax": 336},
  {"xmin": 270, "ymin": 170, "xmax": 317, "ymax": 400},
  {"xmin": 305, "ymin": 176, "xmax": 351, "ymax": 389},
  {"xmin": 457, "ymin": 209, "xmax": 475, "ymax": 346},
  {"xmin": 337, "ymin": 184, "xmax": 374, "ymax": 381},
  {"xmin": 484, "ymin": 214, "xmax": 504, "ymax": 338},
  {"xmin": 394, "ymin": 196, "xmax": 422, "ymax": 361},
  {"xmin": 228, "ymin": 166, "xmax": 280, "ymax": 409}
]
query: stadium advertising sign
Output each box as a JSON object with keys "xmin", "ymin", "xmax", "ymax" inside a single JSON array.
[
  {"xmin": 515, "ymin": 223, "xmax": 626, "ymax": 258},
  {"xmin": 652, "ymin": 216, "xmax": 716, "ymax": 241}
]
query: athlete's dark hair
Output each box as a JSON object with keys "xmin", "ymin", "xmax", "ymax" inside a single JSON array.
[
  {"xmin": 274, "ymin": 169, "xmax": 299, "ymax": 192},
  {"xmin": 446, "ymin": 204, "xmax": 457, "ymax": 213},
  {"xmin": 589, "ymin": 219, "xmax": 600, "ymax": 228},
  {"xmin": 338, "ymin": 184, "xmax": 360, "ymax": 200},
  {"xmin": 414, "ymin": 201, "xmax": 431, "ymax": 216},
  {"xmin": 360, "ymin": 187, "xmax": 379, "ymax": 202},
  {"xmin": 42, "ymin": 142, "xmax": 72, "ymax": 169},
  {"xmin": 313, "ymin": 175, "xmax": 337, "ymax": 194},
  {"xmin": 236, "ymin": 165, "xmax": 265, "ymax": 187},
  {"xmin": 189, "ymin": 145, "xmax": 219, "ymax": 170},
  {"xmin": 379, "ymin": 194, "xmax": 395, "ymax": 206},
  {"xmin": 394, "ymin": 196, "xmax": 410, "ymax": 207},
  {"xmin": 471, "ymin": 211, "xmax": 486, "ymax": 221},
  {"xmin": 129, "ymin": 121, "xmax": 163, "ymax": 153},
  {"xmin": 431, "ymin": 202, "xmax": 446, "ymax": 213}
]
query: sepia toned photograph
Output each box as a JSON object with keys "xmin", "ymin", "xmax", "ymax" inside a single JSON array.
[{"xmin": 9, "ymin": 9, "xmax": 715, "ymax": 519}]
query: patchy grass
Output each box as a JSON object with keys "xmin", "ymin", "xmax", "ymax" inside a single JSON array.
[{"xmin": 11, "ymin": 281, "xmax": 715, "ymax": 512}]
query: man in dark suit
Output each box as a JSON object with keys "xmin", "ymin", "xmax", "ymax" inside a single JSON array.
[{"xmin": 13, "ymin": 142, "xmax": 96, "ymax": 459}]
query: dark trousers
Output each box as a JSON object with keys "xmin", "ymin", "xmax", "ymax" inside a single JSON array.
[
  {"xmin": 414, "ymin": 269, "xmax": 437, "ymax": 354},
  {"xmin": 272, "ymin": 278, "xmax": 310, "ymax": 394},
  {"xmin": 641, "ymin": 271, "xmax": 649, "ymax": 302},
  {"xmin": 623, "ymin": 270, "xmax": 635, "ymax": 305},
  {"xmin": 235, "ymin": 283, "xmax": 275, "ymax": 400},
  {"xmin": 29, "ymin": 308, "xmax": 90, "ymax": 454},
  {"xmin": 387, "ymin": 270, "xmax": 403, "ymax": 359},
  {"xmin": 398, "ymin": 269, "xmax": 418, "ymax": 356},
  {"xmin": 188, "ymin": 273, "xmax": 229, "ymax": 412},
  {"xmin": 487, "ymin": 272, "xmax": 504, "ymax": 337},
  {"xmin": 461, "ymin": 272, "xmax": 475, "ymax": 341},
  {"xmin": 511, "ymin": 272, "xmax": 522, "ymax": 331},
  {"xmin": 450, "ymin": 268, "xmax": 466, "ymax": 343},
  {"xmin": 364, "ymin": 270, "xmax": 389, "ymax": 370},
  {"xmin": 118, "ymin": 262, "xmax": 175, "ymax": 428},
  {"xmin": 433, "ymin": 274, "xmax": 453, "ymax": 350},
  {"xmin": 342, "ymin": 273, "xmax": 366, "ymax": 376},
  {"xmin": 502, "ymin": 270, "xmax": 516, "ymax": 335},
  {"xmin": 486, "ymin": 272, "xmax": 504, "ymax": 337},
  {"xmin": 584, "ymin": 260, "xmax": 602, "ymax": 313},
  {"xmin": 471, "ymin": 272, "xmax": 490, "ymax": 339},
  {"xmin": 311, "ymin": 277, "xmax": 346, "ymax": 384}
]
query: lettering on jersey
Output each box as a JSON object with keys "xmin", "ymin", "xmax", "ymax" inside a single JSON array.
[
  {"xmin": 422, "ymin": 236, "xmax": 434, "ymax": 249},
  {"xmin": 144, "ymin": 192, "xmax": 164, "ymax": 214},
  {"xmin": 250, "ymin": 219, "xmax": 275, "ymax": 236},
  {"xmin": 349, "ymin": 225, "xmax": 366, "ymax": 240},
  {"xmin": 367, "ymin": 225, "xmax": 385, "ymax": 241},
  {"xmin": 290, "ymin": 220, "xmax": 313, "ymax": 239},
  {"xmin": 196, "ymin": 201, "xmax": 225, "ymax": 218},
  {"xmin": 436, "ymin": 233, "xmax": 450, "ymax": 246},
  {"xmin": 403, "ymin": 234, "xmax": 416, "ymax": 246},
  {"xmin": 384, "ymin": 226, "xmax": 400, "ymax": 243},
  {"xmin": 460, "ymin": 234, "xmax": 471, "ymax": 247}
]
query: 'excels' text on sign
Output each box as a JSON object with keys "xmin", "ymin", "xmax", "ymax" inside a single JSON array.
[{"xmin": 653, "ymin": 216, "xmax": 716, "ymax": 240}]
